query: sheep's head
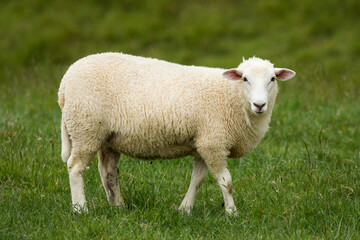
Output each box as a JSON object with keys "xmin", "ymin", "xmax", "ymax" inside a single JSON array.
[{"xmin": 223, "ymin": 57, "xmax": 295, "ymax": 114}]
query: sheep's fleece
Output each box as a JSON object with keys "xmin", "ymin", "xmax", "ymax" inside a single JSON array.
[{"xmin": 58, "ymin": 52, "xmax": 295, "ymax": 214}]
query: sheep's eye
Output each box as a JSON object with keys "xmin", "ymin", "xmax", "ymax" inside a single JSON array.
[
  {"xmin": 243, "ymin": 77, "xmax": 248, "ymax": 82},
  {"xmin": 271, "ymin": 77, "xmax": 276, "ymax": 82}
]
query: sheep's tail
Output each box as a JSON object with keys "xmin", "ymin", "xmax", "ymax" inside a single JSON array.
[
  {"xmin": 58, "ymin": 81, "xmax": 65, "ymax": 109},
  {"xmin": 58, "ymin": 82, "xmax": 71, "ymax": 162},
  {"xmin": 61, "ymin": 116, "xmax": 72, "ymax": 163}
]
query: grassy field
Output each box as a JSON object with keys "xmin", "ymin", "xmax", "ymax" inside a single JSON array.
[{"xmin": 1, "ymin": 0, "xmax": 359, "ymax": 239}]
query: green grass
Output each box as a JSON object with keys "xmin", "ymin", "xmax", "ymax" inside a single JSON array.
[{"xmin": 1, "ymin": 0, "xmax": 359, "ymax": 239}]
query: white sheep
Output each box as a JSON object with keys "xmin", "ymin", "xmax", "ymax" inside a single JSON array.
[{"xmin": 58, "ymin": 53, "xmax": 295, "ymax": 214}]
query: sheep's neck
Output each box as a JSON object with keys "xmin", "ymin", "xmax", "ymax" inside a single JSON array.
[{"xmin": 227, "ymin": 84, "xmax": 277, "ymax": 157}]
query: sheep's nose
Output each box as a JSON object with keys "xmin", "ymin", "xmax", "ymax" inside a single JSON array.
[{"xmin": 253, "ymin": 102, "xmax": 266, "ymax": 110}]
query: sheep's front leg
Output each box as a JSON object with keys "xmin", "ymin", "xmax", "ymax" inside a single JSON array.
[
  {"xmin": 179, "ymin": 156, "xmax": 208, "ymax": 214},
  {"xmin": 197, "ymin": 145, "xmax": 237, "ymax": 215},
  {"xmin": 98, "ymin": 147, "xmax": 124, "ymax": 207},
  {"xmin": 213, "ymin": 167, "xmax": 237, "ymax": 215}
]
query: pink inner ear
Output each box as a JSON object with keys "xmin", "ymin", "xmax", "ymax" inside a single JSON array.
[
  {"xmin": 275, "ymin": 69, "xmax": 295, "ymax": 81},
  {"xmin": 223, "ymin": 70, "xmax": 242, "ymax": 80}
]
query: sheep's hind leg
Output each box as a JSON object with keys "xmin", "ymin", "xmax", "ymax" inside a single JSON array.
[
  {"xmin": 179, "ymin": 156, "xmax": 208, "ymax": 214},
  {"xmin": 67, "ymin": 150, "xmax": 96, "ymax": 213},
  {"xmin": 98, "ymin": 147, "xmax": 124, "ymax": 207}
]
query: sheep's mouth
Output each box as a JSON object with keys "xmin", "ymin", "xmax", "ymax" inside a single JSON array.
[{"xmin": 253, "ymin": 109, "xmax": 265, "ymax": 114}]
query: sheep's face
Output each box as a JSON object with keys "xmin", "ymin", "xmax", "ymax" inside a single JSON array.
[{"xmin": 223, "ymin": 61, "xmax": 295, "ymax": 114}]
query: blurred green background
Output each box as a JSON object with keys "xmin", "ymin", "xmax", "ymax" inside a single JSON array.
[
  {"xmin": 1, "ymin": 0, "xmax": 360, "ymax": 100},
  {"xmin": 2, "ymin": 0, "xmax": 360, "ymax": 72},
  {"xmin": 1, "ymin": 0, "xmax": 359, "ymax": 238}
]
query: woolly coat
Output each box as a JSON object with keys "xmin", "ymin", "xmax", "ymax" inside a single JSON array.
[{"xmin": 58, "ymin": 53, "xmax": 277, "ymax": 162}]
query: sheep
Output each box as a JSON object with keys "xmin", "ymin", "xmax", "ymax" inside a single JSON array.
[{"xmin": 58, "ymin": 53, "xmax": 295, "ymax": 214}]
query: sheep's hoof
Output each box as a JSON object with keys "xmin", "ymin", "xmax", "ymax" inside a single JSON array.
[
  {"xmin": 72, "ymin": 204, "xmax": 88, "ymax": 214},
  {"xmin": 225, "ymin": 207, "xmax": 238, "ymax": 216},
  {"xmin": 109, "ymin": 199, "xmax": 125, "ymax": 208},
  {"xmin": 178, "ymin": 205, "xmax": 192, "ymax": 215}
]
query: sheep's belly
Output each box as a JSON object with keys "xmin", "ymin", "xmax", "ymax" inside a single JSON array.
[{"xmin": 107, "ymin": 133, "xmax": 196, "ymax": 160}]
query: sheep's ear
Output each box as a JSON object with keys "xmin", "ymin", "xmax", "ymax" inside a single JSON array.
[
  {"xmin": 275, "ymin": 68, "xmax": 296, "ymax": 81},
  {"xmin": 223, "ymin": 69, "xmax": 242, "ymax": 81}
]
